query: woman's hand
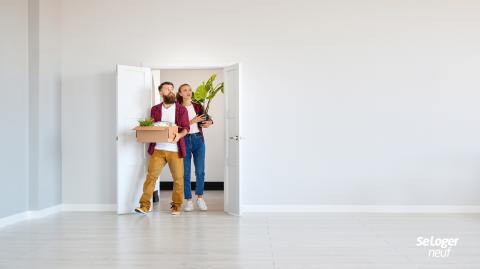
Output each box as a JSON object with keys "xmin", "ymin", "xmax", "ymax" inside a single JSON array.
[
  {"xmin": 191, "ymin": 114, "xmax": 206, "ymax": 124},
  {"xmin": 200, "ymin": 120, "xmax": 213, "ymax": 128}
]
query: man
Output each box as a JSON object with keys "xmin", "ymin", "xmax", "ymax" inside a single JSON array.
[{"xmin": 135, "ymin": 81, "xmax": 190, "ymax": 215}]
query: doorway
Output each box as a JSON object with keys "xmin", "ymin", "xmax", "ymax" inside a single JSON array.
[
  {"xmin": 115, "ymin": 64, "xmax": 241, "ymax": 215},
  {"xmin": 152, "ymin": 68, "xmax": 226, "ymax": 212}
]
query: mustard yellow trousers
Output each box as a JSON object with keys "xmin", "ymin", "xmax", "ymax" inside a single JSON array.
[{"xmin": 139, "ymin": 150, "xmax": 184, "ymax": 210}]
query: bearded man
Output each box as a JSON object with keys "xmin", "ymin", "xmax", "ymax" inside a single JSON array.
[{"xmin": 135, "ymin": 81, "xmax": 190, "ymax": 215}]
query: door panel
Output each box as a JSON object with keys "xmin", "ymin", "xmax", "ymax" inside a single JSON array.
[
  {"xmin": 116, "ymin": 65, "xmax": 152, "ymax": 214},
  {"xmin": 224, "ymin": 64, "xmax": 240, "ymax": 215}
]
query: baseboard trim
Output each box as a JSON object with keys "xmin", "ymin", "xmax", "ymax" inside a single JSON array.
[
  {"xmin": 0, "ymin": 204, "xmax": 63, "ymax": 229},
  {"xmin": 62, "ymin": 204, "xmax": 116, "ymax": 212},
  {"xmin": 29, "ymin": 204, "xmax": 63, "ymax": 218},
  {"xmin": 242, "ymin": 205, "xmax": 480, "ymax": 213},
  {"xmin": 160, "ymin": 181, "xmax": 224, "ymax": 190},
  {"xmin": 0, "ymin": 211, "xmax": 30, "ymax": 229}
]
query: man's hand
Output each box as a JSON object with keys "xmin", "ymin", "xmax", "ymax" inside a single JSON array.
[
  {"xmin": 191, "ymin": 114, "xmax": 206, "ymax": 124},
  {"xmin": 172, "ymin": 129, "xmax": 188, "ymax": 143},
  {"xmin": 200, "ymin": 120, "xmax": 213, "ymax": 128},
  {"xmin": 173, "ymin": 133, "xmax": 182, "ymax": 143}
]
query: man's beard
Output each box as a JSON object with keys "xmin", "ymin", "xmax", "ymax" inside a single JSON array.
[{"xmin": 162, "ymin": 93, "xmax": 176, "ymax": 104}]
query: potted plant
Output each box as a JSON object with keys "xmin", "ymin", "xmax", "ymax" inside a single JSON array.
[
  {"xmin": 192, "ymin": 74, "xmax": 224, "ymax": 121},
  {"xmin": 137, "ymin": 118, "xmax": 154, "ymax": 126}
]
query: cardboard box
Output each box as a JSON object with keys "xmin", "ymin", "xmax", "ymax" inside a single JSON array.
[{"xmin": 133, "ymin": 125, "xmax": 178, "ymax": 143}]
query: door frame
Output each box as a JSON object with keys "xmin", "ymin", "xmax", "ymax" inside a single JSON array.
[{"xmin": 148, "ymin": 63, "xmax": 242, "ymax": 215}]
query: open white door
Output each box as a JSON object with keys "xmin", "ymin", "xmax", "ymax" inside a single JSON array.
[
  {"xmin": 116, "ymin": 65, "xmax": 152, "ymax": 214},
  {"xmin": 224, "ymin": 63, "xmax": 241, "ymax": 215}
]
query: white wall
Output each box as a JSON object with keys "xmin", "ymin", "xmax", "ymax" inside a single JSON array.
[
  {"xmin": 28, "ymin": 0, "xmax": 62, "ymax": 211},
  {"xmin": 0, "ymin": 0, "xmax": 30, "ymax": 218},
  {"xmin": 61, "ymin": 0, "xmax": 480, "ymax": 206},
  {"xmin": 155, "ymin": 69, "xmax": 225, "ymax": 183},
  {"xmin": 0, "ymin": 0, "xmax": 61, "ymax": 219},
  {"xmin": 35, "ymin": 0, "xmax": 62, "ymax": 209}
]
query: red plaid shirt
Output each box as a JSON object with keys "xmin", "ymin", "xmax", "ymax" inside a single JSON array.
[{"xmin": 147, "ymin": 102, "xmax": 190, "ymax": 158}]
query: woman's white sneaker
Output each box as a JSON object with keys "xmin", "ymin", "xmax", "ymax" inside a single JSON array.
[
  {"xmin": 184, "ymin": 199, "xmax": 194, "ymax": 212},
  {"xmin": 196, "ymin": 198, "xmax": 208, "ymax": 211}
]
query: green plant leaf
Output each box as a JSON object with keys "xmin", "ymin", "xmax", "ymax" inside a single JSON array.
[
  {"xmin": 220, "ymin": 82, "xmax": 224, "ymax": 93},
  {"xmin": 207, "ymin": 82, "xmax": 224, "ymax": 100},
  {"xmin": 193, "ymin": 74, "xmax": 224, "ymax": 115},
  {"xmin": 194, "ymin": 83, "xmax": 207, "ymax": 101},
  {"xmin": 205, "ymin": 74, "xmax": 217, "ymax": 93},
  {"xmin": 138, "ymin": 117, "xmax": 154, "ymax": 126}
]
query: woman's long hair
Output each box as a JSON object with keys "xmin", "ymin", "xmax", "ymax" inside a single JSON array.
[{"xmin": 176, "ymin": 83, "xmax": 193, "ymax": 104}]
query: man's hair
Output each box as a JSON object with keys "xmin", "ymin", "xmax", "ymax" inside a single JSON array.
[{"xmin": 158, "ymin": 81, "xmax": 174, "ymax": 91}]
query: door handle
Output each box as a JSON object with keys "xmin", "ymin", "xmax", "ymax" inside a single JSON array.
[{"xmin": 229, "ymin": 135, "xmax": 243, "ymax": 141}]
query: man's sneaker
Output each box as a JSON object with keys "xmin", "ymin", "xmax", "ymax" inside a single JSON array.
[
  {"xmin": 184, "ymin": 199, "xmax": 194, "ymax": 212},
  {"xmin": 170, "ymin": 203, "xmax": 181, "ymax": 215},
  {"xmin": 134, "ymin": 207, "xmax": 151, "ymax": 215},
  {"xmin": 196, "ymin": 198, "xmax": 208, "ymax": 211}
]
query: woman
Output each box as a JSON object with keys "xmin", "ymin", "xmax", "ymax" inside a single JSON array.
[{"xmin": 177, "ymin": 83, "xmax": 213, "ymax": 211}]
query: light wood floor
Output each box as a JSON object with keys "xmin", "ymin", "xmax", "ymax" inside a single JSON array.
[
  {"xmin": 156, "ymin": 190, "xmax": 224, "ymax": 211},
  {"xmin": 1, "ymin": 191, "xmax": 479, "ymax": 268}
]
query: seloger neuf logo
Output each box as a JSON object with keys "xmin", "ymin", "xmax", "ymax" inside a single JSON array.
[{"xmin": 416, "ymin": 236, "xmax": 459, "ymax": 258}]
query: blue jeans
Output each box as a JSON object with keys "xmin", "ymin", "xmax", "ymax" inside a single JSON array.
[{"xmin": 183, "ymin": 133, "xmax": 206, "ymax": 199}]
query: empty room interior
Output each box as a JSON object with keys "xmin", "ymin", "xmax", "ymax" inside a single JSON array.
[{"xmin": 1, "ymin": 0, "xmax": 480, "ymax": 268}]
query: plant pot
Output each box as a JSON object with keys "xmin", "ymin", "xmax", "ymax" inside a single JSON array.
[{"xmin": 202, "ymin": 113, "xmax": 211, "ymax": 122}]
